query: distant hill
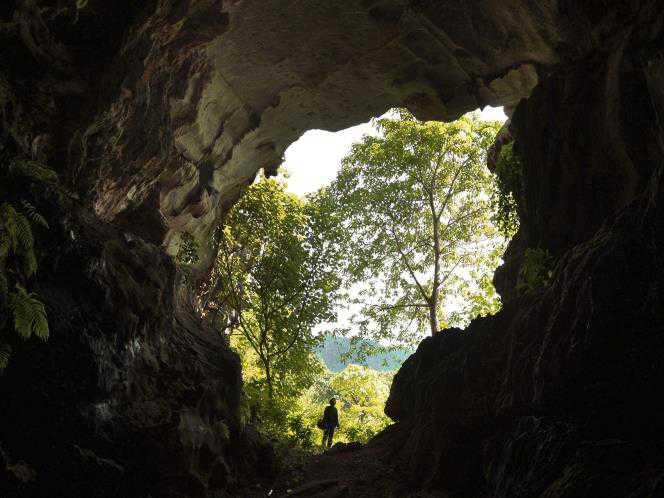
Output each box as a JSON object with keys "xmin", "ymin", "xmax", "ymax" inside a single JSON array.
[{"xmin": 315, "ymin": 335, "xmax": 413, "ymax": 372}]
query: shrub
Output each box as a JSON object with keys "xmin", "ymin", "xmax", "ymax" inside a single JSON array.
[
  {"xmin": 518, "ymin": 248, "xmax": 554, "ymax": 294},
  {"xmin": 491, "ymin": 141, "xmax": 522, "ymax": 238},
  {"xmin": 0, "ymin": 156, "xmax": 56, "ymax": 371}
]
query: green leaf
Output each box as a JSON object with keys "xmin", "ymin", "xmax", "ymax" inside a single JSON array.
[
  {"xmin": 0, "ymin": 230, "xmax": 10, "ymax": 263},
  {"xmin": 176, "ymin": 231, "xmax": 199, "ymax": 266},
  {"xmin": 0, "ymin": 230, "xmax": 10, "ymax": 264},
  {"xmin": 490, "ymin": 141, "xmax": 522, "ymax": 238},
  {"xmin": 0, "ymin": 203, "xmax": 19, "ymax": 252},
  {"xmin": 8, "ymin": 159, "xmax": 58, "ymax": 185},
  {"xmin": 8, "ymin": 285, "xmax": 49, "ymax": 341},
  {"xmin": 0, "ymin": 203, "xmax": 39, "ymax": 277},
  {"xmin": 32, "ymin": 304, "xmax": 50, "ymax": 341},
  {"xmin": 210, "ymin": 178, "xmax": 340, "ymax": 403},
  {"xmin": 22, "ymin": 249, "xmax": 38, "ymax": 278},
  {"xmin": 14, "ymin": 210, "xmax": 34, "ymax": 252},
  {"xmin": 517, "ymin": 248, "xmax": 554, "ymax": 294},
  {"xmin": 21, "ymin": 200, "xmax": 49, "ymax": 229}
]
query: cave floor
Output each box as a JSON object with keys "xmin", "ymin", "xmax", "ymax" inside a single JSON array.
[
  {"xmin": 269, "ymin": 429, "xmax": 445, "ymax": 498},
  {"xmin": 273, "ymin": 442, "xmax": 390, "ymax": 497}
]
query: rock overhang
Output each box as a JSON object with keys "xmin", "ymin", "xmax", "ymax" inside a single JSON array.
[{"xmin": 86, "ymin": 0, "xmax": 562, "ymax": 268}]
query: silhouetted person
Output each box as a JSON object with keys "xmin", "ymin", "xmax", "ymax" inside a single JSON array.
[{"xmin": 322, "ymin": 398, "xmax": 339, "ymax": 448}]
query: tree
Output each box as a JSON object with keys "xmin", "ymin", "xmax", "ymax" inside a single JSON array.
[
  {"xmin": 208, "ymin": 179, "xmax": 340, "ymax": 400},
  {"xmin": 295, "ymin": 364, "xmax": 392, "ymax": 445},
  {"xmin": 329, "ymin": 363, "xmax": 390, "ymax": 407},
  {"xmin": 316, "ymin": 110, "xmax": 504, "ymax": 345},
  {"xmin": 328, "ymin": 364, "xmax": 392, "ymax": 442}
]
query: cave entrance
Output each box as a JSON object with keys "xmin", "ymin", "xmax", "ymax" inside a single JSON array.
[
  {"xmin": 280, "ymin": 103, "xmax": 510, "ymax": 358},
  {"xmin": 199, "ymin": 105, "xmax": 513, "ymax": 453}
]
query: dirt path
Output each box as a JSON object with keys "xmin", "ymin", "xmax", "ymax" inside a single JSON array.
[
  {"xmin": 267, "ymin": 426, "xmax": 443, "ymax": 498},
  {"xmin": 271, "ymin": 441, "xmax": 392, "ymax": 497}
]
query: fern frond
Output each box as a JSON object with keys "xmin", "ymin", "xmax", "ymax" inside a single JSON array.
[
  {"xmin": 14, "ymin": 210, "xmax": 34, "ymax": 253},
  {"xmin": 10, "ymin": 291, "xmax": 34, "ymax": 339},
  {"xmin": 22, "ymin": 249, "xmax": 38, "ymax": 278},
  {"xmin": 8, "ymin": 285, "xmax": 49, "ymax": 340},
  {"xmin": 0, "ymin": 204, "xmax": 38, "ymax": 277},
  {"xmin": 0, "ymin": 203, "xmax": 19, "ymax": 252},
  {"xmin": 21, "ymin": 200, "xmax": 49, "ymax": 229},
  {"xmin": 7, "ymin": 210, "xmax": 38, "ymax": 277},
  {"xmin": 8, "ymin": 159, "xmax": 58, "ymax": 185},
  {"xmin": 0, "ymin": 342, "xmax": 11, "ymax": 370},
  {"xmin": 0, "ymin": 230, "xmax": 10, "ymax": 263},
  {"xmin": 32, "ymin": 306, "xmax": 49, "ymax": 340}
]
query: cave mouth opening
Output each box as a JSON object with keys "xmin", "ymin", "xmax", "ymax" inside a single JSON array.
[
  {"xmin": 279, "ymin": 104, "xmax": 512, "ymax": 341},
  {"xmin": 195, "ymin": 105, "xmax": 515, "ymax": 452}
]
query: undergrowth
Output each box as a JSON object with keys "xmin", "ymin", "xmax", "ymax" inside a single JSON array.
[
  {"xmin": 491, "ymin": 140, "xmax": 522, "ymax": 238},
  {"xmin": 0, "ymin": 154, "xmax": 58, "ymax": 370}
]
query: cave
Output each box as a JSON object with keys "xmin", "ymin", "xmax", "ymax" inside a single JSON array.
[{"xmin": 1, "ymin": 1, "xmax": 663, "ymax": 497}]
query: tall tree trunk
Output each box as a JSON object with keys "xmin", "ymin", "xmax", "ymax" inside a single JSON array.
[
  {"xmin": 428, "ymin": 301, "xmax": 439, "ymax": 335},
  {"xmin": 429, "ymin": 191, "xmax": 441, "ymax": 336},
  {"xmin": 264, "ymin": 358, "xmax": 274, "ymax": 400}
]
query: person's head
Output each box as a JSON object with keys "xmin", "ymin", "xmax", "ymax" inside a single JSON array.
[{"xmin": 329, "ymin": 398, "xmax": 336, "ymax": 406}]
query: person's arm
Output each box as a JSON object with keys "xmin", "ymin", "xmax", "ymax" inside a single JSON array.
[{"xmin": 336, "ymin": 408, "xmax": 340, "ymax": 428}]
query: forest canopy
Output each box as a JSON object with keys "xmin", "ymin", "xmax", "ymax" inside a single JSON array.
[{"xmin": 311, "ymin": 111, "xmax": 507, "ymax": 350}]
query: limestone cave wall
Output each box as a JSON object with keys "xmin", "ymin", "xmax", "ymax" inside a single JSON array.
[{"xmin": 385, "ymin": 7, "xmax": 664, "ymax": 496}]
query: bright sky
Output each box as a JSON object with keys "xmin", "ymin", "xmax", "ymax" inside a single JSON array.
[{"xmin": 282, "ymin": 106, "xmax": 507, "ymax": 197}]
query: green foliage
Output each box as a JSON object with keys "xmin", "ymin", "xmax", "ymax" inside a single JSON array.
[
  {"xmin": 0, "ymin": 154, "xmax": 55, "ymax": 371},
  {"xmin": 8, "ymin": 285, "xmax": 49, "ymax": 340},
  {"xmin": 491, "ymin": 141, "xmax": 522, "ymax": 238},
  {"xmin": 209, "ymin": 179, "xmax": 342, "ymax": 404},
  {"xmin": 8, "ymin": 159, "xmax": 59, "ymax": 186},
  {"xmin": 1, "ymin": 203, "xmax": 37, "ymax": 277},
  {"xmin": 175, "ymin": 231, "xmax": 200, "ymax": 266},
  {"xmin": 231, "ymin": 302, "xmax": 394, "ymax": 450},
  {"xmin": 295, "ymin": 364, "xmax": 393, "ymax": 446},
  {"xmin": 213, "ymin": 420, "xmax": 230, "ymax": 441},
  {"xmin": 231, "ymin": 333, "xmax": 323, "ymax": 448},
  {"xmin": 201, "ymin": 113, "xmax": 517, "ymax": 451},
  {"xmin": 329, "ymin": 364, "xmax": 389, "ymax": 407},
  {"xmin": 21, "ymin": 200, "xmax": 49, "ymax": 229},
  {"xmin": 448, "ymin": 243, "xmax": 504, "ymax": 327},
  {"xmin": 247, "ymin": 362, "xmax": 393, "ymax": 449},
  {"xmin": 313, "ymin": 110, "xmax": 506, "ymax": 346},
  {"xmin": 517, "ymin": 248, "xmax": 554, "ymax": 294},
  {"xmin": 287, "ymin": 415, "xmax": 316, "ymax": 449}
]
